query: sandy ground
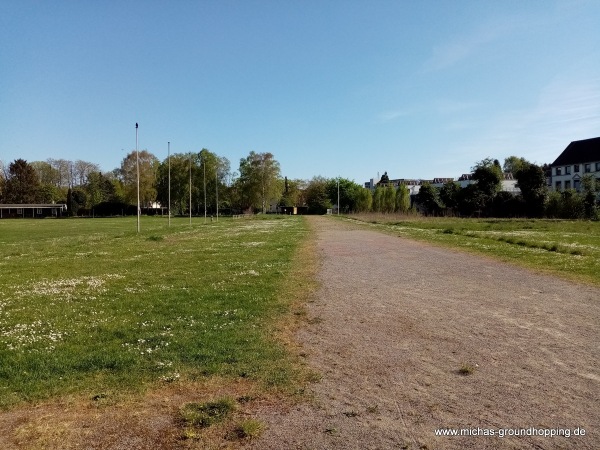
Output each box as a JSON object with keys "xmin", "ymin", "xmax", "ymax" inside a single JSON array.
[{"xmin": 244, "ymin": 216, "xmax": 600, "ymax": 450}]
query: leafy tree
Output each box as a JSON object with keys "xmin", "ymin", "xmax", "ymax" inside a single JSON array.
[
  {"xmin": 305, "ymin": 176, "xmax": 331, "ymax": 214},
  {"xmin": 382, "ymin": 185, "xmax": 396, "ymax": 213},
  {"xmin": 472, "ymin": 158, "xmax": 502, "ymax": 199},
  {"xmin": 581, "ymin": 174, "xmax": 599, "ymax": 220},
  {"xmin": 354, "ymin": 187, "xmax": 372, "ymax": 213},
  {"xmin": 120, "ymin": 150, "xmax": 159, "ymax": 207},
  {"xmin": 458, "ymin": 184, "xmax": 486, "ymax": 216},
  {"xmin": 372, "ymin": 186, "xmax": 384, "ymax": 213},
  {"xmin": 325, "ymin": 178, "xmax": 365, "ymax": 213},
  {"xmin": 514, "ymin": 162, "xmax": 547, "ymax": 217},
  {"xmin": 560, "ymin": 189, "xmax": 585, "ymax": 219},
  {"xmin": 439, "ymin": 181, "xmax": 461, "ymax": 212},
  {"xmin": 415, "ymin": 183, "xmax": 442, "ymax": 215},
  {"xmin": 395, "ymin": 183, "xmax": 411, "ymax": 213},
  {"xmin": 503, "ymin": 156, "xmax": 528, "ymax": 174},
  {"xmin": 280, "ymin": 177, "xmax": 305, "ymax": 207},
  {"xmin": 85, "ymin": 172, "xmax": 116, "ymax": 210},
  {"xmin": 462, "ymin": 158, "xmax": 503, "ymax": 215},
  {"xmin": 156, "ymin": 153, "xmax": 194, "ymax": 215},
  {"xmin": 235, "ymin": 151, "xmax": 281, "ymax": 213},
  {"xmin": 4, "ymin": 159, "xmax": 40, "ymax": 203},
  {"xmin": 197, "ymin": 149, "xmax": 230, "ymax": 215},
  {"xmin": 67, "ymin": 187, "xmax": 87, "ymax": 216}
]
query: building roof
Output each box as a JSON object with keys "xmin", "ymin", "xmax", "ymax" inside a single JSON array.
[
  {"xmin": 0, "ymin": 204, "xmax": 67, "ymax": 209},
  {"xmin": 552, "ymin": 137, "xmax": 600, "ymax": 166}
]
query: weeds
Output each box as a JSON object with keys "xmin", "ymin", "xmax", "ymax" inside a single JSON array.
[
  {"xmin": 231, "ymin": 419, "xmax": 265, "ymax": 439},
  {"xmin": 458, "ymin": 363, "xmax": 476, "ymax": 376},
  {"xmin": 180, "ymin": 397, "xmax": 236, "ymax": 428}
]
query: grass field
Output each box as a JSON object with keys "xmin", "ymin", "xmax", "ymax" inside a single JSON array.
[
  {"xmin": 344, "ymin": 214, "xmax": 600, "ymax": 286},
  {"xmin": 0, "ymin": 215, "xmax": 309, "ymax": 409}
]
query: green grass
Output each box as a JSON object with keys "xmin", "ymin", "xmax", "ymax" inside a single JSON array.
[
  {"xmin": 343, "ymin": 214, "xmax": 600, "ymax": 286},
  {"xmin": 0, "ymin": 215, "xmax": 308, "ymax": 408}
]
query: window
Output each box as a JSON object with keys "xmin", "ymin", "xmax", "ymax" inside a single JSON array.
[
  {"xmin": 555, "ymin": 181, "xmax": 561, "ymax": 191},
  {"xmin": 17, "ymin": 208, "xmax": 22, "ymax": 214},
  {"xmin": 565, "ymin": 166, "xmax": 571, "ymax": 175},
  {"xmin": 565, "ymin": 180, "xmax": 571, "ymax": 189},
  {"xmin": 574, "ymin": 164, "xmax": 579, "ymax": 173},
  {"xmin": 596, "ymin": 162, "xmax": 600, "ymax": 171},
  {"xmin": 37, "ymin": 209, "xmax": 43, "ymax": 215},
  {"xmin": 584, "ymin": 163, "xmax": 591, "ymax": 173},
  {"xmin": 556, "ymin": 167, "xmax": 562, "ymax": 176}
]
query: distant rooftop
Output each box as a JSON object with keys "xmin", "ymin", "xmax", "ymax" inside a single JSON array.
[{"xmin": 551, "ymin": 137, "xmax": 600, "ymax": 166}]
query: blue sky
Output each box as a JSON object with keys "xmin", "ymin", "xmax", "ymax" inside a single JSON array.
[{"xmin": 1, "ymin": 0, "xmax": 599, "ymax": 184}]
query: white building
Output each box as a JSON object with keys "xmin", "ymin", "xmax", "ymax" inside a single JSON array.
[{"xmin": 550, "ymin": 137, "xmax": 600, "ymax": 191}]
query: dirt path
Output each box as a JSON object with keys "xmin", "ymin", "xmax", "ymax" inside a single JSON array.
[{"xmin": 246, "ymin": 216, "xmax": 600, "ymax": 449}]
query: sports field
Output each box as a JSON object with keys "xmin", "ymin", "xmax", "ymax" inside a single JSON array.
[{"xmin": 0, "ymin": 216, "xmax": 309, "ymax": 409}]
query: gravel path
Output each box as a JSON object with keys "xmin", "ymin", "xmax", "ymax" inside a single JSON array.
[{"xmin": 247, "ymin": 216, "xmax": 600, "ymax": 450}]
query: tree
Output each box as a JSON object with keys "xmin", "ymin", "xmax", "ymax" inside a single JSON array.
[
  {"xmin": 74, "ymin": 160, "xmax": 100, "ymax": 186},
  {"xmin": 236, "ymin": 152, "xmax": 281, "ymax": 213},
  {"xmin": 372, "ymin": 186, "xmax": 384, "ymax": 213},
  {"xmin": 415, "ymin": 182, "xmax": 441, "ymax": 215},
  {"xmin": 67, "ymin": 187, "xmax": 87, "ymax": 216},
  {"xmin": 197, "ymin": 149, "xmax": 230, "ymax": 215},
  {"xmin": 120, "ymin": 150, "xmax": 159, "ymax": 207},
  {"xmin": 354, "ymin": 187, "xmax": 372, "ymax": 213},
  {"xmin": 325, "ymin": 178, "xmax": 365, "ymax": 213},
  {"xmin": 305, "ymin": 176, "xmax": 331, "ymax": 214},
  {"xmin": 85, "ymin": 171, "xmax": 116, "ymax": 210},
  {"xmin": 156, "ymin": 153, "xmax": 195, "ymax": 215},
  {"xmin": 439, "ymin": 181, "xmax": 461, "ymax": 213},
  {"xmin": 4, "ymin": 159, "xmax": 40, "ymax": 203},
  {"xmin": 280, "ymin": 177, "xmax": 306, "ymax": 208},
  {"xmin": 382, "ymin": 185, "xmax": 396, "ymax": 213},
  {"xmin": 472, "ymin": 158, "xmax": 502, "ymax": 198},
  {"xmin": 395, "ymin": 184, "xmax": 411, "ymax": 213},
  {"xmin": 581, "ymin": 174, "xmax": 599, "ymax": 220},
  {"xmin": 503, "ymin": 156, "xmax": 528, "ymax": 174},
  {"xmin": 514, "ymin": 162, "xmax": 547, "ymax": 217},
  {"xmin": 468, "ymin": 158, "xmax": 503, "ymax": 215},
  {"xmin": 0, "ymin": 161, "xmax": 7, "ymax": 201}
]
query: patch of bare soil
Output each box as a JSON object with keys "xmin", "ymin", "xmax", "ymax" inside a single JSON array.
[
  {"xmin": 244, "ymin": 216, "xmax": 600, "ymax": 449},
  {"xmin": 0, "ymin": 376, "xmax": 283, "ymax": 450}
]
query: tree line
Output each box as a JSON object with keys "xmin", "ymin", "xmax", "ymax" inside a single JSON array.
[{"xmin": 0, "ymin": 153, "xmax": 598, "ymax": 219}]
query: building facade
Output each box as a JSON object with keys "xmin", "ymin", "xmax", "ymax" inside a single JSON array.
[{"xmin": 550, "ymin": 137, "xmax": 600, "ymax": 192}]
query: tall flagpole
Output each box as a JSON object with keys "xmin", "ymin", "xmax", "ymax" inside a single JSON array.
[
  {"xmin": 337, "ymin": 178, "xmax": 340, "ymax": 215},
  {"xmin": 168, "ymin": 141, "xmax": 171, "ymax": 227},
  {"xmin": 189, "ymin": 153, "xmax": 192, "ymax": 225},
  {"xmin": 136, "ymin": 123, "xmax": 140, "ymax": 233},
  {"xmin": 215, "ymin": 165, "xmax": 219, "ymax": 222},
  {"xmin": 203, "ymin": 151, "xmax": 207, "ymax": 223}
]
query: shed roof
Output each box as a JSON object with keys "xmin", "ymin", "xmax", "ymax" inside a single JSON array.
[{"xmin": 551, "ymin": 137, "xmax": 600, "ymax": 166}]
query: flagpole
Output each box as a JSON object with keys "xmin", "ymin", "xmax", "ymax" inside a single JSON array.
[
  {"xmin": 168, "ymin": 141, "xmax": 171, "ymax": 227},
  {"xmin": 189, "ymin": 153, "xmax": 192, "ymax": 225},
  {"xmin": 203, "ymin": 152, "xmax": 207, "ymax": 223},
  {"xmin": 136, "ymin": 123, "xmax": 140, "ymax": 233},
  {"xmin": 215, "ymin": 166, "xmax": 219, "ymax": 222}
]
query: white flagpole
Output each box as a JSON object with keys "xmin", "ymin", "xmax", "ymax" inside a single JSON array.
[
  {"xmin": 168, "ymin": 141, "xmax": 171, "ymax": 227},
  {"xmin": 189, "ymin": 153, "xmax": 192, "ymax": 225},
  {"xmin": 136, "ymin": 123, "xmax": 140, "ymax": 232}
]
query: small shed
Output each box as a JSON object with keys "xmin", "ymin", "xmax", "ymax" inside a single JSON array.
[{"xmin": 0, "ymin": 204, "xmax": 67, "ymax": 219}]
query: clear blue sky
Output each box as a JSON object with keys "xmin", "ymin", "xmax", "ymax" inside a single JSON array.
[{"xmin": 2, "ymin": 0, "xmax": 599, "ymax": 184}]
